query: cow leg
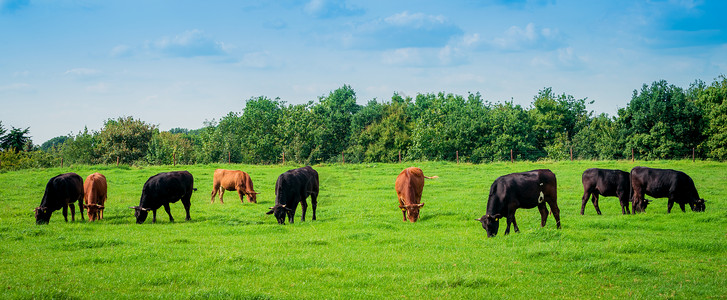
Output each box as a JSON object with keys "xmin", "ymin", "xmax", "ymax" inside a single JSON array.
[
  {"xmin": 288, "ymin": 199, "xmax": 299, "ymax": 224},
  {"xmin": 537, "ymin": 203, "xmax": 549, "ymax": 227},
  {"xmin": 163, "ymin": 203, "xmax": 174, "ymax": 222},
  {"xmin": 69, "ymin": 203, "xmax": 77, "ymax": 222},
  {"xmin": 182, "ymin": 199, "xmax": 192, "ymax": 221},
  {"xmin": 667, "ymin": 199, "xmax": 674, "ymax": 213},
  {"xmin": 62, "ymin": 205, "xmax": 69, "ymax": 222},
  {"xmin": 504, "ymin": 217, "xmax": 512, "ymax": 235},
  {"xmin": 509, "ymin": 215, "xmax": 520, "ymax": 233},
  {"xmin": 580, "ymin": 191, "xmax": 590, "ymax": 215},
  {"xmin": 210, "ymin": 184, "xmax": 218, "ymax": 203},
  {"xmin": 152, "ymin": 209, "xmax": 158, "ymax": 223},
  {"xmin": 678, "ymin": 203, "xmax": 686, "ymax": 212},
  {"xmin": 311, "ymin": 193, "xmax": 317, "ymax": 221},
  {"xmin": 300, "ymin": 197, "xmax": 308, "ymax": 222},
  {"xmin": 592, "ymin": 194, "xmax": 602, "ymax": 215},
  {"xmin": 219, "ymin": 188, "xmax": 225, "ymax": 204},
  {"xmin": 238, "ymin": 189, "xmax": 246, "ymax": 204},
  {"xmin": 547, "ymin": 200, "xmax": 561, "ymax": 229}
]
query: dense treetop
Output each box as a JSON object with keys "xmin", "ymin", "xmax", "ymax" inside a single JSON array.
[{"xmin": 2, "ymin": 76, "xmax": 727, "ymax": 169}]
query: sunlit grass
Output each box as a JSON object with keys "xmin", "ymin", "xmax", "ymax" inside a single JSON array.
[{"xmin": 0, "ymin": 161, "xmax": 725, "ymax": 298}]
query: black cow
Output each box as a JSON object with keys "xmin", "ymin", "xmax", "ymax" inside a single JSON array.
[
  {"xmin": 266, "ymin": 166, "xmax": 319, "ymax": 224},
  {"xmin": 476, "ymin": 169, "xmax": 560, "ymax": 237},
  {"xmin": 129, "ymin": 171, "xmax": 196, "ymax": 224},
  {"xmin": 35, "ymin": 173, "xmax": 85, "ymax": 224},
  {"xmin": 631, "ymin": 166, "xmax": 706, "ymax": 213},
  {"xmin": 580, "ymin": 168, "xmax": 632, "ymax": 215}
]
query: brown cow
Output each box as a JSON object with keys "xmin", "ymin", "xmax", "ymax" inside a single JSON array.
[
  {"xmin": 210, "ymin": 169, "xmax": 258, "ymax": 204},
  {"xmin": 83, "ymin": 173, "xmax": 107, "ymax": 221},
  {"xmin": 395, "ymin": 167, "xmax": 438, "ymax": 222}
]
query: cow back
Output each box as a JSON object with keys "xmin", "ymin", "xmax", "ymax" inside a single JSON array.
[
  {"xmin": 84, "ymin": 173, "xmax": 107, "ymax": 205},
  {"xmin": 395, "ymin": 167, "xmax": 425, "ymax": 205},
  {"xmin": 140, "ymin": 171, "xmax": 194, "ymax": 209},
  {"xmin": 40, "ymin": 173, "xmax": 84, "ymax": 211}
]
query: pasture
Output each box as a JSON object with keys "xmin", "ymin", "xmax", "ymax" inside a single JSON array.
[{"xmin": 0, "ymin": 161, "xmax": 725, "ymax": 299}]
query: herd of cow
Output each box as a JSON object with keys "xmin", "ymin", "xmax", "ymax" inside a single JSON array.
[{"xmin": 33, "ymin": 165, "xmax": 706, "ymax": 238}]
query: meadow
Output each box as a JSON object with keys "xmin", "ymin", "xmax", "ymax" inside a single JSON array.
[{"xmin": 0, "ymin": 161, "xmax": 725, "ymax": 299}]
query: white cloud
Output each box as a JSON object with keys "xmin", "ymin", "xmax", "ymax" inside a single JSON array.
[
  {"xmin": 236, "ymin": 51, "xmax": 282, "ymax": 69},
  {"xmin": 0, "ymin": 83, "xmax": 31, "ymax": 92},
  {"xmin": 347, "ymin": 11, "xmax": 463, "ymax": 50},
  {"xmin": 490, "ymin": 23, "xmax": 563, "ymax": 51},
  {"xmin": 151, "ymin": 30, "xmax": 227, "ymax": 57},
  {"xmin": 110, "ymin": 45, "xmax": 132, "ymax": 57},
  {"xmin": 64, "ymin": 68, "xmax": 101, "ymax": 77},
  {"xmin": 85, "ymin": 82, "xmax": 109, "ymax": 93}
]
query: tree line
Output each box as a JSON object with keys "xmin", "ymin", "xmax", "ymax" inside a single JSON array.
[{"xmin": 1, "ymin": 76, "xmax": 726, "ymax": 170}]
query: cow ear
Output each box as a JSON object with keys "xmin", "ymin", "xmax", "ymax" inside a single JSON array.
[
  {"xmin": 418, "ymin": 203, "xmax": 424, "ymax": 207},
  {"xmin": 493, "ymin": 214, "xmax": 503, "ymax": 220},
  {"xmin": 97, "ymin": 205, "xmax": 104, "ymax": 209},
  {"xmin": 475, "ymin": 216, "xmax": 484, "ymax": 221},
  {"xmin": 285, "ymin": 207, "xmax": 293, "ymax": 211},
  {"xmin": 266, "ymin": 209, "xmax": 275, "ymax": 215}
]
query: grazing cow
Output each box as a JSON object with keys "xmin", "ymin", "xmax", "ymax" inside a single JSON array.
[
  {"xmin": 129, "ymin": 171, "xmax": 196, "ymax": 224},
  {"xmin": 394, "ymin": 167, "xmax": 438, "ymax": 222},
  {"xmin": 83, "ymin": 173, "xmax": 107, "ymax": 221},
  {"xmin": 35, "ymin": 173, "xmax": 84, "ymax": 225},
  {"xmin": 580, "ymin": 168, "xmax": 631, "ymax": 215},
  {"xmin": 476, "ymin": 169, "xmax": 560, "ymax": 237},
  {"xmin": 630, "ymin": 166, "xmax": 706, "ymax": 213},
  {"xmin": 210, "ymin": 169, "xmax": 258, "ymax": 204},
  {"xmin": 266, "ymin": 166, "xmax": 318, "ymax": 224}
]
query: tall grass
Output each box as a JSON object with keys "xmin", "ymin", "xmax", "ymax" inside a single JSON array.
[{"xmin": 0, "ymin": 161, "xmax": 725, "ymax": 299}]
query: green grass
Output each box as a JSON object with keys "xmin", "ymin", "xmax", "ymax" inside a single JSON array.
[{"xmin": 0, "ymin": 161, "xmax": 725, "ymax": 299}]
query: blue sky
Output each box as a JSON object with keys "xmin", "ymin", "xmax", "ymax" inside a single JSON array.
[{"xmin": 1, "ymin": 0, "xmax": 726, "ymax": 143}]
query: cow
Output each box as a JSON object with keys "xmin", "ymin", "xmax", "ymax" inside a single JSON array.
[
  {"xmin": 580, "ymin": 168, "xmax": 632, "ymax": 215},
  {"xmin": 476, "ymin": 169, "xmax": 560, "ymax": 237},
  {"xmin": 83, "ymin": 173, "xmax": 107, "ymax": 221},
  {"xmin": 34, "ymin": 173, "xmax": 84, "ymax": 225},
  {"xmin": 394, "ymin": 167, "xmax": 438, "ymax": 222},
  {"xmin": 129, "ymin": 171, "xmax": 196, "ymax": 224},
  {"xmin": 266, "ymin": 166, "xmax": 318, "ymax": 225},
  {"xmin": 630, "ymin": 166, "xmax": 706, "ymax": 213},
  {"xmin": 210, "ymin": 169, "xmax": 258, "ymax": 204}
]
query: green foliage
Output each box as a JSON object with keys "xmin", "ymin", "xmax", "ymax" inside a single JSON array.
[
  {"xmin": 59, "ymin": 127, "xmax": 98, "ymax": 165},
  {"xmin": 572, "ymin": 113, "xmax": 620, "ymax": 159},
  {"xmin": 279, "ymin": 102, "xmax": 318, "ymax": 164},
  {"xmin": 239, "ymin": 97, "xmax": 284, "ymax": 164},
  {"xmin": 0, "ymin": 126, "xmax": 32, "ymax": 153},
  {"xmin": 695, "ymin": 75, "xmax": 727, "ymax": 160},
  {"xmin": 311, "ymin": 85, "xmax": 360, "ymax": 162},
  {"xmin": 617, "ymin": 80, "xmax": 705, "ymax": 160},
  {"xmin": 146, "ymin": 131, "xmax": 195, "ymax": 165},
  {"xmin": 472, "ymin": 101, "xmax": 536, "ymax": 162},
  {"xmin": 39, "ymin": 135, "xmax": 70, "ymax": 151},
  {"xmin": 96, "ymin": 116, "xmax": 157, "ymax": 165}
]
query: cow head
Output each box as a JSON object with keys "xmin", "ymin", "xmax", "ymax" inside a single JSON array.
[
  {"xmin": 246, "ymin": 191, "xmax": 259, "ymax": 203},
  {"xmin": 84, "ymin": 204, "xmax": 104, "ymax": 221},
  {"xmin": 129, "ymin": 206, "xmax": 150, "ymax": 224},
  {"xmin": 632, "ymin": 199, "xmax": 651, "ymax": 213},
  {"xmin": 476, "ymin": 214, "xmax": 501, "ymax": 237},
  {"xmin": 692, "ymin": 199, "xmax": 706, "ymax": 212},
  {"xmin": 34, "ymin": 207, "xmax": 51, "ymax": 225},
  {"xmin": 399, "ymin": 203, "xmax": 424, "ymax": 222},
  {"xmin": 266, "ymin": 205, "xmax": 292, "ymax": 224}
]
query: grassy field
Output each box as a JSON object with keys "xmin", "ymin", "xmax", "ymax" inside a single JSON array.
[{"xmin": 0, "ymin": 161, "xmax": 725, "ymax": 299}]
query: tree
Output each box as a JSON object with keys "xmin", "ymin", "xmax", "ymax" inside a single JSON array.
[
  {"xmin": 311, "ymin": 85, "xmax": 360, "ymax": 162},
  {"xmin": 96, "ymin": 116, "xmax": 156, "ymax": 164},
  {"xmin": 40, "ymin": 136, "xmax": 71, "ymax": 151},
  {"xmin": 472, "ymin": 101, "xmax": 537, "ymax": 162},
  {"xmin": 617, "ymin": 80, "xmax": 705, "ymax": 160},
  {"xmin": 529, "ymin": 88, "xmax": 591, "ymax": 159},
  {"xmin": 1, "ymin": 126, "xmax": 32, "ymax": 153},
  {"xmin": 694, "ymin": 75, "xmax": 727, "ymax": 160},
  {"xmin": 146, "ymin": 131, "xmax": 195, "ymax": 165},
  {"xmin": 60, "ymin": 127, "xmax": 98, "ymax": 164},
  {"xmin": 279, "ymin": 102, "xmax": 318, "ymax": 164},
  {"xmin": 239, "ymin": 96, "xmax": 284, "ymax": 164},
  {"xmin": 572, "ymin": 113, "xmax": 619, "ymax": 159}
]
